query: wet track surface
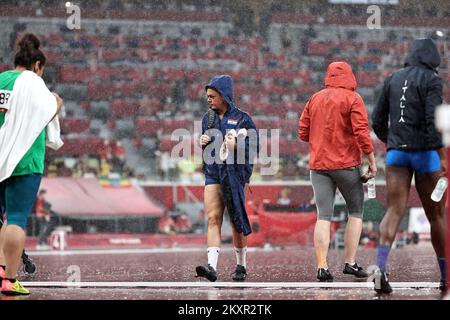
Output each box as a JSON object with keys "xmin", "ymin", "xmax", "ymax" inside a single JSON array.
[
  {"xmin": 3, "ymin": 287, "xmax": 443, "ymax": 300},
  {"xmin": 2, "ymin": 245, "xmax": 446, "ymax": 300}
]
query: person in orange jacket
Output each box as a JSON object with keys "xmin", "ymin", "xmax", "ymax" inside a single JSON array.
[{"xmin": 299, "ymin": 61, "xmax": 377, "ymax": 282}]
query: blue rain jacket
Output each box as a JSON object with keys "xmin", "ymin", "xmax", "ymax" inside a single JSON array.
[{"xmin": 202, "ymin": 75, "xmax": 258, "ymax": 235}]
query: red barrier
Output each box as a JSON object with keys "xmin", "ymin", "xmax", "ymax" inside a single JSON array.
[
  {"xmin": 247, "ymin": 215, "xmax": 265, "ymax": 247},
  {"xmin": 246, "ymin": 202, "xmax": 342, "ymax": 247},
  {"xmin": 258, "ymin": 211, "xmax": 316, "ymax": 245},
  {"xmin": 143, "ymin": 184, "xmax": 423, "ymax": 211}
]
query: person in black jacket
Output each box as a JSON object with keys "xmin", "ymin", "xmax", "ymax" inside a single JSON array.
[{"xmin": 371, "ymin": 38, "xmax": 447, "ymax": 294}]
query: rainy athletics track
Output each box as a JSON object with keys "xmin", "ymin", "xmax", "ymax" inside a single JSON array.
[{"xmin": 7, "ymin": 245, "xmax": 445, "ymax": 300}]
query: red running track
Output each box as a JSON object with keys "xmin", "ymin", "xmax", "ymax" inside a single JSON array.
[{"xmin": 1, "ymin": 245, "xmax": 445, "ymax": 300}]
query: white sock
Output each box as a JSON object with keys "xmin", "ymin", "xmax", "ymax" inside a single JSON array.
[
  {"xmin": 207, "ymin": 247, "xmax": 220, "ymax": 271},
  {"xmin": 235, "ymin": 247, "xmax": 247, "ymax": 268}
]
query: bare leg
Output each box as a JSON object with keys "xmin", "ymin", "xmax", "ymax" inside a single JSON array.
[
  {"xmin": 0, "ymin": 222, "xmax": 6, "ymax": 266},
  {"xmin": 379, "ymin": 166, "xmax": 413, "ymax": 245},
  {"xmin": 343, "ymin": 217, "xmax": 363, "ymax": 263},
  {"xmin": 314, "ymin": 220, "xmax": 331, "ymax": 269},
  {"xmin": 232, "ymin": 226, "xmax": 247, "ymax": 248},
  {"xmin": 204, "ymin": 184, "xmax": 225, "ymax": 248},
  {"xmin": 415, "ymin": 172, "xmax": 446, "ymax": 257},
  {"xmin": 3, "ymin": 225, "xmax": 26, "ymax": 279},
  {"xmin": 231, "ymin": 224, "xmax": 247, "ymax": 273}
]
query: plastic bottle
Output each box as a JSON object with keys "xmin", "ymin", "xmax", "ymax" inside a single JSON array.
[
  {"xmin": 431, "ymin": 177, "xmax": 448, "ymax": 202},
  {"xmin": 367, "ymin": 178, "xmax": 376, "ymax": 199}
]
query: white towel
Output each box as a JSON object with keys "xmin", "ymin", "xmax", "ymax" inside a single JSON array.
[
  {"xmin": 46, "ymin": 115, "xmax": 64, "ymax": 150},
  {"xmin": 0, "ymin": 71, "xmax": 59, "ymax": 182}
]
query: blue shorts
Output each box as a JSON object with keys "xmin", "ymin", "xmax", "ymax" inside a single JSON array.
[
  {"xmin": 0, "ymin": 174, "xmax": 42, "ymax": 229},
  {"xmin": 204, "ymin": 163, "xmax": 220, "ymax": 185},
  {"xmin": 385, "ymin": 150, "xmax": 440, "ymax": 174},
  {"xmin": 205, "ymin": 174, "xmax": 220, "ymax": 185}
]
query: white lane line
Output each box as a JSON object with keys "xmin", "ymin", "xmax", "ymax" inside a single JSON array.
[
  {"xmin": 21, "ymin": 281, "xmax": 439, "ymax": 289},
  {"xmin": 26, "ymin": 247, "xmax": 276, "ymax": 256}
]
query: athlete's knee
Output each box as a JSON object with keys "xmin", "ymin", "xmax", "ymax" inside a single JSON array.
[
  {"xmin": 348, "ymin": 212, "xmax": 363, "ymax": 219},
  {"xmin": 207, "ymin": 214, "xmax": 223, "ymax": 227},
  {"xmin": 317, "ymin": 213, "xmax": 332, "ymax": 221},
  {"xmin": 3, "ymin": 224, "xmax": 25, "ymax": 244}
]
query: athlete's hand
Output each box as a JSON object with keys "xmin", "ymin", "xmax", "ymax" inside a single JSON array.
[
  {"xmin": 367, "ymin": 152, "xmax": 377, "ymax": 178},
  {"xmin": 225, "ymin": 133, "xmax": 236, "ymax": 149},
  {"xmin": 200, "ymin": 134, "xmax": 211, "ymax": 147},
  {"xmin": 368, "ymin": 162, "xmax": 377, "ymax": 178},
  {"xmin": 52, "ymin": 92, "xmax": 64, "ymax": 113}
]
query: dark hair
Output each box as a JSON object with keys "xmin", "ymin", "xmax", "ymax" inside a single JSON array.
[
  {"xmin": 205, "ymin": 85, "xmax": 221, "ymax": 96},
  {"xmin": 14, "ymin": 33, "xmax": 46, "ymax": 69}
]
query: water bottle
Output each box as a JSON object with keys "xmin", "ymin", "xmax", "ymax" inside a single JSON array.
[
  {"xmin": 431, "ymin": 177, "xmax": 448, "ymax": 202},
  {"xmin": 367, "ymin": 178, "xmax": 376, "ymax": 199}
]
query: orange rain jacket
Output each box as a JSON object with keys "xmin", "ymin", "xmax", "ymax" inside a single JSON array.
[{"xmin": 298, "ymin": 61, "xmax": 374, "ymax": 170}]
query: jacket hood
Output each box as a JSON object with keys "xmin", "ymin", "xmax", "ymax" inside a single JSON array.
[
  {"xmin": 205, "ymin": 75, "xmax": 235, "ymax": 111},
  {"xmin": 325, "ymin": 61, "xmax": 357, "ymax": 90},
  {"xmin": 404, "ymin": 38, "xmax": 440, "ymax": 70}
]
